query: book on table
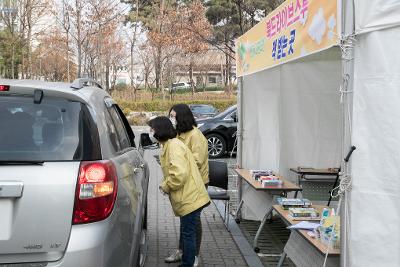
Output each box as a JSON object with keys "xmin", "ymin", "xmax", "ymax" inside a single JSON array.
[
  {"xmin": 250, "ymin": 170, "xmax": 274, "ymax": 181},
  {"xmin": 260, "ymin": 175, "xmax": 283, "ymax": 187},
  {"xmin": 289, "ymin": 207, "xmax": 319, "ymax": 218},
  {"xmin": 277, "ymin": 198, "xmax": 312, "ymax": 209}
]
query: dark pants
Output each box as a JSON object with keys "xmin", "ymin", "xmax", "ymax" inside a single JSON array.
[
  {"xmin": 180, "ymin": 213, "xmax": 202, "ymax": 256},
  {"xmin": 179, "ymin": 184, "xmax": 207, "ymax": 256},
  {"xmin": 180, "ymin": 209, "xmax": 201, "ymax": 267}
]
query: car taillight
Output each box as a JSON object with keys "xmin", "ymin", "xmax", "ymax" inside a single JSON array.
[
  {"xmin": 72, "ymin": 160, "xmax": 118, "ymax": 224},
  {"xmin": 0, "ymin": 85, "xmax": 10, "ymax": 91}
]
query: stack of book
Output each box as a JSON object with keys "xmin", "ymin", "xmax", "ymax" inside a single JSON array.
[
  {"xmin": 250, "ymin": 170, "xmax": 274, "ymax": 181},
  {"xmin": 289, "ymin": 207, "xmax": 319, "ymax": 219},
  {"xmin": 277, "ymin": 198, "xmax": 312, "ymax": 209},
  {"xmin": 260, "ymin": 175, "xmax": 283, "ymax": 187}
]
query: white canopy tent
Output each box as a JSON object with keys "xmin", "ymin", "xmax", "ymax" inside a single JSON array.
[
  {"xmin": 236, "ymin": 0, "xmax": 400, "ymax": 266},
  {"xmin": 347, "ymin": 1, "xmax": 400, "ymax": 266}
]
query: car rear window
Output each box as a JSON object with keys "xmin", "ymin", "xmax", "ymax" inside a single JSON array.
[
  {"xmin": 0, "ymin": 95, "xmax": 101, "ymax": 161},
  {"xmin": 214, "ymin": 105, "xmax": 237, "ymax": 118}
]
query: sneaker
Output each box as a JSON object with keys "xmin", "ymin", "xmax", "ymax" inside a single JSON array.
[
  {"xmin": 165, "ymin": 249, "xmax": 182, "ymax": 263},
  {"xmin": 193, "ymin": 256, "xmax": 199, "ymax": 267}
]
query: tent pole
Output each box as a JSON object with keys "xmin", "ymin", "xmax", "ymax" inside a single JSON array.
[
  {"xmin": 237, "ymin": 76, "xmax": 244, "ymax": 216},
  {"xmin": 340, "ymin": 0, "xmax": 355, "ymax": 266}
]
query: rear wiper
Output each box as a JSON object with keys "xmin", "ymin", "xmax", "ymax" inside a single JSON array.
[{"xmin": 0, "ymin": 160, "xmax": 44, "ymax": 165}]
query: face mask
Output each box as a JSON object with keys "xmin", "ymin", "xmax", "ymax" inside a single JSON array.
[
  {"xmin": 169, "ymin": 117, "xmax": 177, "ymax": 128},
  {"xmin": 149, "ymin": 132, "xmax": 158, "ymax": 143}
]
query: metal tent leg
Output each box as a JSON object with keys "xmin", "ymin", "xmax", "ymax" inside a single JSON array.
[
  {"xmin": 277, "ymin": 252, "xmax": 287, "ymax": 267},
  {"xmin": 253, "ymin": 207, "xmax": 273, "ymax": 252}
]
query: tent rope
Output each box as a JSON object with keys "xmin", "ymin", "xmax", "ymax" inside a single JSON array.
[
  {"xmin": 322, "ymin": 33, "xmax": 357, "ymax": 267},
  {"xmin": 340, "ymin": 34, "xmax": 357, "ymax": 61}
]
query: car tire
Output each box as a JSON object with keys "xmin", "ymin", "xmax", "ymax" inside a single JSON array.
[
  {"xmin": 143, "ymin": 202, "xmax": 147, "ymax": 230},
  {"xmin": 207, "ymin": 133, "xmax": 226, "ymax": 158}
]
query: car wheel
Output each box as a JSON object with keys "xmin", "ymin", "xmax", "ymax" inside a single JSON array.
[{"xmin": 207, "ymin": 133, "xmax": 226, "ymax": 158}]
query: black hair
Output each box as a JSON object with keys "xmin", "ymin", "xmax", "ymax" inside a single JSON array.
[
  {"xmin": 169, "ymin": 104, "xmax": 197, "ymax": 134},
  {"xmin": 148, "ymin": 116, "xmax": 177, "ymax": 142}
]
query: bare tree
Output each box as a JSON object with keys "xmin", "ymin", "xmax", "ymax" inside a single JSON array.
[
  {"xmin": 31, "ymin": 27, "xmax": 76, "ymax": 81},
  {"xmin": 124, "ymin": 21, "xmax": 141, "ymax": 98},
  {"xmin": 104, "ymin": 31, "xmax": 128, "ymax": 93},
  {"xmin": 138, "ymin": 42, "xmax": 155, "ymax": 91},
  {"xmin": 0, "ymin": 2, "xmax": 19, "ymax": 78},
  {"xmin": 17, "ymin": 0, "xmax": 50, "ymax": 78},
  {"xmin": 58, "ymin": 0, "xmax": 72, "ymax": 81},
  {"xmin": 56, "ymin": 0, "xmax": 123, "ymax": 82}
]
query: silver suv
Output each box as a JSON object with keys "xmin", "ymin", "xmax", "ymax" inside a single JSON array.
[{"xmin": 0, "ymin": 78, "xmax": 149, "ymax": 267}]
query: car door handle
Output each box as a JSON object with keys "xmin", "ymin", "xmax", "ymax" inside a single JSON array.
[
  {"xmin": 133, "ymin": 164, "xmax": 145, "ymax": 173},
  {"xmin": 0, "ymin": 181, "xmax": 24, "ymax": 198}
]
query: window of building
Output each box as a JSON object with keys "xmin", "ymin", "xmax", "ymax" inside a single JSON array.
[{"xmin": 208, "ymin": 76, "xmax": 217, "ymax": 84}]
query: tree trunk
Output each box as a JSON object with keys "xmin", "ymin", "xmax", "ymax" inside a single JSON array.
[
  {"xmin": 97, "ymin": 25, "xmax": 103, "ymax": 84},
  {"xmin": 225, "ymin": 52, "xmax": 228, "ymax": 87},
  {"xmin": 237, "ymin": 0, "xmax": 244, "ymax": 34},
  {"xmin": 130, "ymin": 42, "xmax": 134, "ymax": 88},
  {"xmin": 155, "ymin": 46, "xmax": 162, "ymax": 90},
  {"xmin": 21, "ymin": 54, "xmax": 25, "ymax": 79},
  {"xmin": 111, "ymin": 65, "xmax": 117, "ymax": 91},
  {"xmin": 144, "ymin": 67, "xmax": 149, "ymax": 90},
  {"xmin": 132, "ymin": 1, "xmax": 139, "ymax": 100},
  {"xmin": 203, "ymin": 71, "xmax": 207, "ymax": 92},
  {"xmin": 66, "ymin": 36, "xmax": 70, "ymax": 82},
  {"xmin": 11, "ymin": 44, "xmax": 15, "ymax": 79},
  {"xmin": 27, "ymin": 5, "xmax": 32, "ymax": 79},
  {"xmin": 189, "ymin": 60, "xmax": 194, "ymax": 95},
  {"xmin": 105, "ymin": 60, "xmax": 110, "ymax": 92},
  {"xmin": 76, "ymin": 0, "xmax": 82, "ymax": 77},
  {"xmin": 77, "ymin": 44, "xmax": 82, "ymax": 77},
  {"xmin": 160, "ymin": 59, "xmax": 165, "ymax": 101},
  {"xmin": 227, "ymin": 54, "xmax": 232, "ymax": 94}
]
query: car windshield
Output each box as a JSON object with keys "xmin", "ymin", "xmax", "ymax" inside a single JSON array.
[
  {"xmin": 0, "ymin": 95, "xmax": 101, "ymax": 161},
  {"xmin": 190, "ymin": 105, "xmax": 216, "ymax": 114},
  {"xmin": 214, "ymin": 105, "xmax": 237, "ymax": 118}
]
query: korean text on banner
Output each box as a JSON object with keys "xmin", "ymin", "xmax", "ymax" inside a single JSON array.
[{"xmin": 236, "ymin": 0, "xmax": 339, "ymax": 77}]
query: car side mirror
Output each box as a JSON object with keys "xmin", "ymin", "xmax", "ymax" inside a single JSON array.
[
  {"xmin": 140, "ymin": 133, "xmax": 153, "ymax": 147},
  {"xmin": 232, "ymin": 113, "xmax": 238, "ymax": 122}
]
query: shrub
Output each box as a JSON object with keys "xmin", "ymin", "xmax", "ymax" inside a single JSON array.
[
  {"xmin": 117, "ymin": 99, "xmax": 237, "ymax": 114},
  {"xmin": 199, "ymin": 86, "xmax": 223, "ymax": 92},
  {"xmin": 114, "ymin": 83, "xmax": 128, "ymax": 91}
]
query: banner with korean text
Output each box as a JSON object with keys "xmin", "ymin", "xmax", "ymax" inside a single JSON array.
[{"xmin": 236, "ymin": 0, "xmax": 339, "ymax": 77}]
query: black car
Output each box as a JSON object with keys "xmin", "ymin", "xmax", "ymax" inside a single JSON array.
[{"xmin": 197, "ymin": 105, "xmax": 237, "ymax": 158}]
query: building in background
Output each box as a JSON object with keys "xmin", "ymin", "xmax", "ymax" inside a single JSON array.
[{"xmin": 174, "ymin": 49, "xmax": 236, "ymax": 88}]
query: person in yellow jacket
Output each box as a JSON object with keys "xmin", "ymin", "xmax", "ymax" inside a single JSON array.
[
  {"xmin": 148, "ymin": 116, "xmax": 210, "ymax": 267},
  {"xmin": 165, "ymin": 104, "xmax": 209, "ymax": 266}
]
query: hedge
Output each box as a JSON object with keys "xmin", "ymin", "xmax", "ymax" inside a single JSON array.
[
  {"xmin": 139, "ymin": 86, "xmax": 236, "ymax": 93},
  {"xmin": 117, "ymin": 99, "xmax": 237, "ymax": 114}
]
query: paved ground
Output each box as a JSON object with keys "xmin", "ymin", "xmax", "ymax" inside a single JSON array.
[{"xmin": 143, "ymin": 149, "xmax": 248, "ymax": 267}]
